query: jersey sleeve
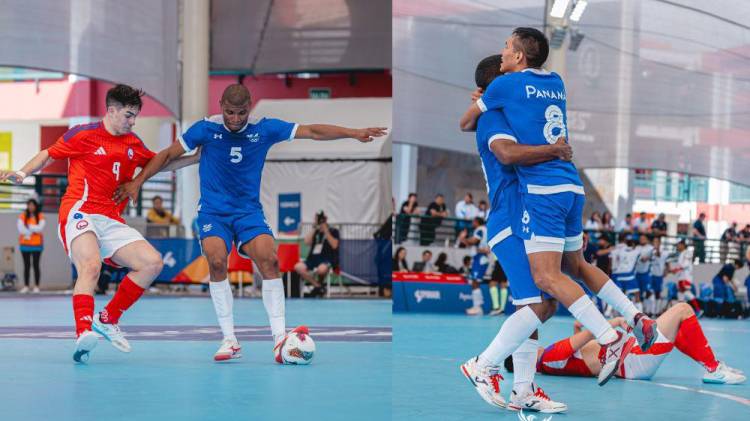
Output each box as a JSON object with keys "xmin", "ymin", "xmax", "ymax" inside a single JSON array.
[
  {"xmin": 484, "ymin": 111, "xmax": 518, "ymax": 147},
  {"xmin": 476, "ymin": 75, "xmax": 513, "ymax": 113},
  {"xmin": 47, "ymin": 129, "xmax": 90, "ymax": 159},
  {"xmin": 178, "ymin": 120, "xmax": 207, "ymax": 153},
  {"xmin": 262, "ymin": 118, "xmax": 298, "ymax": 144},
  {"xmin": 133, "ymin": 140, "xmax": 157, "ymax": 167}
]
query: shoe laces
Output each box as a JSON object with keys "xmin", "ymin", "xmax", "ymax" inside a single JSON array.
[
  {"xmin": 485, "ymin": 367, "xmax": 504, "ymax": 394},
  {"xmin": 534, "ymin": 386, "xmax": 551, "ymax": 401}
]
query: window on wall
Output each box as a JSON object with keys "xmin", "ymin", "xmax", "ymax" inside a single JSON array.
[
  {"xmin": 730, "ymin": 183, "xmax": 750, "ymax": 203},
  {"xmin": 633, "ymin": 169, "xmax": 708, "ymax": 202}
]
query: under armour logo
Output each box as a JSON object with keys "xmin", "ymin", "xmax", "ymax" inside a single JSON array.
[
  {"xmin": 213, "ymin": 133, "xmax": 223, "ymax": 139},
  {"xmin": 523, "ymin": 226, "xmax": 530, "ymax": 233}
]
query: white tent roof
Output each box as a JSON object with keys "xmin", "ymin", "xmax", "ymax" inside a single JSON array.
[{"xmin": 252, "ymin": 98, "xmax": 392, "ymax": 160}]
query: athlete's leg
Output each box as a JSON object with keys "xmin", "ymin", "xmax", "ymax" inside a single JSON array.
[
  {"xmin": 241, "ymin": 234, "xmax": 286, "ymax": 344},
  {"xmin": 71, "ymin": 232, "xmax": 102, "ymax": 335},
  {"xmin": 203, "ymin": 236, "xmax": 235, "ymax": 339},
  {"xmin": 294, "ymin": 261, "xmax": 320, "ymax": 286}
]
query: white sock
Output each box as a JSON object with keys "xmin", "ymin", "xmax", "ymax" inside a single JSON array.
[
  {"xmin": 512, "ymin": 338, "xmax": 538, "ymax": 397},
  {"xmin": 478, "ymin": 306, "xmax": 541, "ymax": 367},
  {"xmin": 635, "ymin": 301, "xmax": 643, "ymax": 312},
  {"xmin": 210, "ymin": 279, "xmax": 236, "ymax": 342},
  {"xmin": 263, "ymin": 278, "xmax": 286, "ymax": 343},
  {"xmin": 597, "ymin": 280, "xmax": 640, "ymax": 326},
  {"xmin": 568, "ymin": 295, "xmax": 617, "ymax": 345}
]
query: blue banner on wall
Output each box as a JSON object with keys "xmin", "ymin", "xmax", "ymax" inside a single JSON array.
[{"xmin": 278, "ymin": 193, "xmax": 301, "ymax": 234}]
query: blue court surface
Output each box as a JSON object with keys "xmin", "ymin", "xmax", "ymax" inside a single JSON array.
[
  {"xmin": 0, "ymin": 296, "xmax": 391, "ymax": 421},
  {"xmin": 394, "ymin": 313, "xmax": 750, "ymax": 420}
]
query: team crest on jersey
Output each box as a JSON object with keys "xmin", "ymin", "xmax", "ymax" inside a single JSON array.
[
  {"xmin": 76, "ymin": 220, "xmax": 89, "ymax": 230},
  {"xmin": 246, "ymin": 133, "xmax": 259, "ymax": 142},
  {"xmin": 202, "ymin": 224, "xmax": 212, "ymax": 232},
  {"xmin": 128, "ymin": 148, "xmax": 134, "ymax": 160},
  {"xmin": 73, "ymin": 213, "xmax": 83, "ymax": 220}
]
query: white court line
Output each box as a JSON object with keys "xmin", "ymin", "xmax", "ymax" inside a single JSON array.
[{"xmin": 636, "ymin": 380, "xmax": 750, "ymax": 407}]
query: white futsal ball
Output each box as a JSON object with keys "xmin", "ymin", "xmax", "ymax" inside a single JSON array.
[{"xmin": 280, "ymin": 328, "xmax": 316, "ymax": 365}]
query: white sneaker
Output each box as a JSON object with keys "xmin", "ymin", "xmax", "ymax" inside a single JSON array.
[
  {"xmin": 703, "ymin": 362, "xmax": 747, "ymax": 385},
  {"xmin": 73, "ymin": 330, "xmax": 98, "ymax": 363},
  {"xmin": 466, "ymin": 306, "xmax": 483, "ymax": 316},
  {"xmin": 507, "ymin": 384, "xmax": 568, "ymax": 413},
  {"xmin": 214, "ymin": 338, "xmax": 242, "ymax": 362},
  {"xmin": 32, "ymin": 286, "xmax": 40, "ymax": 294},
  {"xmin": 488, "ymin": 308, "xmax": 504, "ymax": 316},
  {"xmin": 92, "ymin": 312, "xmax": 131, "ymax": 353},
  {"xmin": 460, "ymin": 356, "xmax": 507, "ymax": 408},
  {"xmin": 597, "ymin": 329, "xmax": 633, "ymax": 386},
  {"xmin": 19, "ymin": 286, "xmax": 29, "ymax": 294}
]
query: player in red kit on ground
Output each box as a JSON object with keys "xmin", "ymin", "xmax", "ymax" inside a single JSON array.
[{"xmin": 0, "ymin": 84, "xmax": 164, "ymax": 363}]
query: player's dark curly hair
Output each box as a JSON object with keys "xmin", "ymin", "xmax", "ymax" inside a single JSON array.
[
  {"xmin": 504, "ymin": 355, "xmax": 514, "ymax": 373},
  {"xmin": 106, "ymin": 84, "xmax": 144, "ymax": 110},
  {"xmin": 474, "ymin": 54, "xmax": 503, "ymax": 90},
  {"xmin": 512, "ymin": 27, "xmax": 549, "ymax": 69}
]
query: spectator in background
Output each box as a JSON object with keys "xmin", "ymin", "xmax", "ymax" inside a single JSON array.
[
  {"xmin": 295, "ymin": 211, "xmax": 340, "ymax": 298},
  {"xmin": 147, "ymin": 195, "xmax": 180, "ymax": 225},
  {"xmin": 692, "ymin": 213, "xmax": 707, "ymax": 263},
  {"xmin": 650, "ymin": 237, "xmax": 668, "ymax": 315},
  {"xmin": 396, "ymin": 193, "xmax": 418, "ymax": 244},
  {"xmin": 651, "ymin": 213, "xmax": 668, "ymax": 238},
  {"xmin": 617, "ymin": 213, "xmax": 634, "ymax": 233},
  {"xmin": 17, "ymin": 198, "xmax": 44, "ymax": 294},
  {"xmin": 459, "ymin": 255, "xmax": 472, "ymax": 277},
  {"xmin": 739, "ymin": 224, "xmax": 750, "ymax": 243},
  {"xmin": 455, "ymin": 193, "xmax": 479, "ymax": 233},
  {"xmin": 720, "ymin": 222, "xmax": 739, "ymax": 263},
  {"xmin": 466, "ymin": 280, "xmax": 484, "ymax": 316},
  {"xmin": 434, "ymin": 252, "xmax": 458, "ymax": 274},
  {"xmin": 633, "ymin": 211, "xmax": 649, "ymax": 235},
  {"xmin": 420, "ymin": 194, "xmax": 448, "ymax": 246},
  {"xmin": 582, "ymin": 231, "xmax": 598, "ymax": 264},
  {"xmin": 476, "ymin": 200, "xmax": 488, "ymax": 220},
  {"xmin": 711, "ymin": 260, "xmax": 743, "ymax": 318},
  {"xmin": 584, "ymin": 211, "xmax": 602, "ymax": 234},
  {"xmin": 412, "ymin": 250, "xmax": 435, "ymax": 273},
  {"xmin": 595, "ymin": 235, "xmax": 613, "ymax": 276},
  {"xmin": 392, "ymin": 247, "xmax": 409, "ymax": 272}
]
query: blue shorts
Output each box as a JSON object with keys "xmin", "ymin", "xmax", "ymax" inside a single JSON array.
[
  {"xmin": 470, "ymin": 254, "xmax": 490, "ymax": 281},
  {"xmin": 636, "ymin": 272, "xmax": 652, "ymax": 294},
  {"xmin": 613, "ymin": 273, "xmax": 639, "ymax": 294},
  {"xmin": 650, "ymin": 276, "xmax": 664, "ymax": 294},
  {"xmin": 196, "ymin": 212, "xmax": 273, "ymax": 258},
  {"xmin": 519, "ymin": 191, "xmax": 585, "ymax": 254},
  {"xmin": 492, "ymin": 233, "xmax": 551, "ymax": 305}
]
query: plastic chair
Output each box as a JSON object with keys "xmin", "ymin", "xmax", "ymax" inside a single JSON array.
[{"xmin": 277, "ymin": 243, "xmax": 301, "ymax": 298}]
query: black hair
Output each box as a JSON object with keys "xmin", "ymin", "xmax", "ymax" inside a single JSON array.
[
  {"xmin": 512, "ymin": 27, "xmax": 549, "ymax": 68},
  {"xmin": 422, "ymin": 250, "xmax": 432, "ymax": 257},
  {"xmin": 463, "ymin": 255, "xmax": 472, "ymax": 264},
  {"xmin": 152, "ymin": 195, "xmax": 163, "ymax": 202},
  {"xmin": 24, "ymin": 198, "xmax": 40, "ymax": 226},
  {"xmin": 474, "ymin": 54, "xmax": 503, "ymax": 90},
  {"xmin": 473, "ymin": 217, "xmax": 485, "ymax": 225},
  {"xmin": 504, "ymin": 355, "xmax": 514, "ymax": 373},
  {"xmin": 106, "ymin": 84, "xmax": 144, "ymax": 110}
]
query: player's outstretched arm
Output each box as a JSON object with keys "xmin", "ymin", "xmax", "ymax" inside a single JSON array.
[
  {"xmin": 162, "ymin": 147, "xmax": 201, "ymax": 172},
  {"xmin": 113, "ymin": 142, "xmax": 188, "ymax": 204},
  {"xmin": 0, "ymin": 150, "xmax": 54, "ymax": 184},
  {"xmin": 459, "ymin": 102, "xmax": 483, "ymax": 132},
  {"xmin": 295, "ymin": 125, "xmax": 387, "ymax": 143},
  {"xmin": 490, "ymin": 136, "xmax": 572, "ymax": 166}
]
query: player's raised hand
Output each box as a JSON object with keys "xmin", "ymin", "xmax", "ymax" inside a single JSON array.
[
  {"xmin": 471, "ymin": 88, "xmax": 483, "ymax": 103},
  {"xmin": 351, "ymin": 127, "xmax": 388, "ymax": 143},
  {"xmin": 113, "ymin": 180, "xmax": 141, "ymax": 205},
  {"xmin": 553, "ymin": 136, "xmax": 573, "ymax": 161},
  {"xmin": 0, "ymin": 170, "xmax": 25, "ymax": 184}
]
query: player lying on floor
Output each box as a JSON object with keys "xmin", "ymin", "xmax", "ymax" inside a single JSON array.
[{"xmin": 504, "ymin": 302, "xmax": 745, "ymax": 384}]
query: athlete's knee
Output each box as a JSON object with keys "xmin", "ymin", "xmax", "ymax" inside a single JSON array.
[
  {"xmin": 530, "ymin": 268, "xmax": 557, "ymax": 294},
  {"xmin": 77, "ymin": 258, "xmax": 101, "ymax": 280},
  {"xmin": 294, "ymin": 261, "xmax": 307, "ymax": 274},
  {"xmin": 257, "ymin": 253, "xmax": 279, "ymax": 275},
  {"xmin": 676, "ymin": 302, "xmax": 694, "ymax": 317},
  {"xmin": 140, "ymin": 250, "xmax": 164, "ymax": 277},
  {"xmin": 316, "ymin": 264, "xmax": 330, "ymax": 277},
  {"xmin": 207, "ymin": 255, "xmax": 228, "ymax": 278}
]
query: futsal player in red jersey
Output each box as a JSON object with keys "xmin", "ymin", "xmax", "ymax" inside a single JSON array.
[
  {"xmin": 504, "ymin": 303, "xmax": 745, "ymax": 384},
  {"xmin": 0, "ymin": 85, "xmax": 164, "ymax": 363}
]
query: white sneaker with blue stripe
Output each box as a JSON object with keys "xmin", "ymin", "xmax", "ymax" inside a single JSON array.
[
  {"xmin": 703, "ymin": 362, "xmax": 746, "ymax": 385},
  {"xmin": 73, "ymin": 330, "xmax": 98, "ymax": 363},
  {"xmin": 92, "ymin": 312, "xmax": 131, "ymax": 353}
]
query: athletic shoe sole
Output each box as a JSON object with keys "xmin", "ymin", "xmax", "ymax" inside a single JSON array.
[{"xmin": 73, "ymin": 333, "xmax": 98, "ymax": 363}]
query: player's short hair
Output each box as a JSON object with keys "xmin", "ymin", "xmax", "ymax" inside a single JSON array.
[
  {"xmin": 106, "ymin": 84, "xmax": 144, "ymax": 110},
  {"xmin": 504, "ymin": 355, "xmax": 514, "ymax": 373},
  {"xmin": 474, "ymin": 54, "xmax": 503, "ymax": 90},
  {"xmin": 221, "ymin": 84, "xmax": 251, "ymax": 106},
  {"xmin": 511, "ymin": 27, "xmax": 549, "ymax": 69},
  {"xmin": 474, "ymin": 217, "xmax": 485, "ymax": 225}
]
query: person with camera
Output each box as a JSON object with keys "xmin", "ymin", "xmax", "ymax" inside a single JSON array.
[{"xmin": 294, "ymin": 211, "xmax": 340, "ymax": 297}]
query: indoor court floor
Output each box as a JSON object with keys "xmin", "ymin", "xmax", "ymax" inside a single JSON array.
[
  {"xmin": 0, "ymin": 296, "xmax": 391, "ymax": 421},
  {"xmin": 394, "ymin": 313, "xmax": 750, "ymax": 420}
]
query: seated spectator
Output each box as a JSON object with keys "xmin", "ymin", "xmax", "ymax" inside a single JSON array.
[
  {"xmin": 739, "ymin": 224, "xmax": 750, "ymax": 243},
  {"xmin": 712, "ymin": 260, "xmax": 743, "ymax": 318},
  {"xmin": 617, "ymin": 213, "xmax": 634, "ymax": 233},
  {"xmin": 595, "ymin": 236, "xmax": 613, "ymax": 276},
  {"xmin": 434, "ymin": 252, "xmax": 458, "ymax": 274},
  {"xmin": 393, "ymin": 247, "xmax": 409, "ymax": 272},
  {"xmin": 147, "ymin": 195, "xmax": 180, "ymax": 225},
  {"xmin": 412, "ymin": 250, "xmax": 435, "ymax": 273},
  {"xmin": 584, "ymin": 211, "xmax": 602, "ymax": 234},
  {"xmin": 396, "ymin": 193, "xmax": 418, "ymax": 244},
  {"xmin": 720, "ymin": 222, "xmax": 739, "ymax": 263},
  {"xmin": 477, "ymin": 200, "xmax": 488, "ymax": 219},
  {"xmin": 582, "ymin": 231, "xmax": 598, "ymax": 264},
  {"xmin": 420, "ymin": 194, "xmax": 448, "ymax": 246},
  {"xmin": 651, "ymin": 213, "xmax": 668, "ymax": 237},
  {"xmin": 633, "ymin": 211, "xmax": 649, "ymax": 234},
  {"xmin": 294, "ymin": 211, "xmax": 340, "ymax": 298},
  {"xmin": 459, "ymin": 255, "xmax": 472, "ymax": 277},
  {"xmin": 455, "ymin": 193, "xmax": 479, "ymax": 234}
]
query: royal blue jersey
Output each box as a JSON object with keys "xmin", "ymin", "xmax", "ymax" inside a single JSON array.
[
  {"xmin": 477, "ymin": 69, "xmax": 583, "ymax": 195},
  {"xmin": 475, "ymin": 109, "xmax": 521, "ymax": 247},
  {"xmin": 179, "ymin": 115, "xmax": 298, "ymax": 215}
]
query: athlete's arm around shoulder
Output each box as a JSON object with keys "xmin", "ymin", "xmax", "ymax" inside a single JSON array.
[
  {"xmin": 490, "ymin": 136, "xmax": 572, "ymax": 166},
  {"xmin": 294, "ymin": 124, "xmax": 387, "ymax": 143},
  {"xmin": 113, "ymin": 141, "xmax": 189, "ymax": 204}
]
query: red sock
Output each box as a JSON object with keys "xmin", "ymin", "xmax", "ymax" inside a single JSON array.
[
  {"xmin": 101, "ymin": 276, "xmax": 145, "ymax": 324},
  {"xmin": 674, "ymin": 315, "xmax": 719, "ymax": 372},
  {"xmin": 73, "ymin": 294, "xmax": 95, "ymax": 337},
  {"xmin": 689, "ymin": 299, "xmax": 701, "ymax": 312}
]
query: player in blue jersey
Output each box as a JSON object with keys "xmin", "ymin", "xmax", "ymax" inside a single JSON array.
[
  {"xmin": 460, "ymin": 55, "xmax": 569, "ymax": 413},
  {"xmin": 460, "ymin": 27, "xmax": 657, "ymax": 386},
  {"xmin": 115, "ymin": 84, "xmax": 386, "ymax": 362}
]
